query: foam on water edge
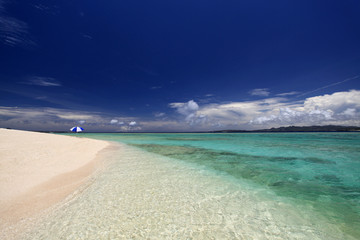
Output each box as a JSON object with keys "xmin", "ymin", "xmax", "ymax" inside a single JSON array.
[{"xmin": 22, "ymin": 142, "xmax": 354, "ymax": 239}]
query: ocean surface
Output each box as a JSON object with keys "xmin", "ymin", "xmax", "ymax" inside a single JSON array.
[{"xmin": 27, "ymin": 133, "xmax": 360, "ymax": 239}]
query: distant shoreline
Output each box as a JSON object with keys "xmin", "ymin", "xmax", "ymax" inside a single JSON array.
[{"xmin": 13, "ymin": 125, "xmax": 359, "ymax": 134}]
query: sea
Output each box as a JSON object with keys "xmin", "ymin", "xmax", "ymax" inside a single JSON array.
[{"xmin": 25, "ymin": 132, "xmax": 360, "ymax": 239}]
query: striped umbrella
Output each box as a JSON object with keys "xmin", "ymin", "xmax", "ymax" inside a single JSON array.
[{"xmin": 70, "ymin": 126, "xmax": 84, "ymax": 132}]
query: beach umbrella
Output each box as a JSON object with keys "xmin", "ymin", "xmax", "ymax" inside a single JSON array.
[{"xmin": 70, "ymin": 126, "xmax": 84, "ymax": 133}]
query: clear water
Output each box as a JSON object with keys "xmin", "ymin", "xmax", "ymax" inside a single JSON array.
[{"xmin": 26, "ymin": 133, "xmax": 360, "ymax": 239}]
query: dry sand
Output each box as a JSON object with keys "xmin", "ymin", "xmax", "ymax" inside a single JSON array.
[{"xmin": 0, "ymin": 128, "xmax": 109, "ymax": 233}]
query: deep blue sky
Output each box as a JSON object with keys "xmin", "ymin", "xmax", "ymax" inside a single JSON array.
[{"xmin": 1, "ymin": 0, "xmax": 359, "ymax": 131}]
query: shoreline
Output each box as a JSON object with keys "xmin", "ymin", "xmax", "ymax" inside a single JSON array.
[
  {"xmin": 21, "ymin": 141, "xmax": 350, "ymax": 239},
  {"xmin": 1, "ymin": 130, "xmax": 357, "ymax": 239},
  {"xmin": 0, "ymin": 129, "xmax": 110, "ymax": 238}
]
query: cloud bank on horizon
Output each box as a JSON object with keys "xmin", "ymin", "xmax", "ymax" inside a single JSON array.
[
  {"xmin": 168, "ymin": 90, "xmax": 360, "ymax": 131},
  {"xmin": 1, "ymin": 90, "xmax": 359, "ymax": 132}
]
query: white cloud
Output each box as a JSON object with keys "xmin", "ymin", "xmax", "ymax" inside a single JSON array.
[
  {"xmin": 249, "ymin": 88, "xmax": 270, "ymax": 97},
  {"xmin": 250, "ymin": 90, "xmax": 360, "ymax": 126},
  {"xmin": 1, "ymin": 90, "xmax": 359, "ymax": 132},
  {"xmin": 0, "ymin": 107, "xmax": 105, "ymax": 131},
  {"xmin": 250, "ymin": 108, "xmax": 334, "ymax": 125},
  {"xmin": 110, "ymin": 119, "xmax": 118, "ymax": 124},
  {"xmin": 110, "ymin": 119, "xmax": 130, "ymax": 125},
  {"xmin": 119, "ymin": 125, "xmax": 141, "ymax": 132},
  {"xmin": 303, "ymin": 90, "xmax": 360, "ymax": 112},
  {"xmin": 198, "ymin": 97, "xmax": 289, "ymax": 123},
  {"xmin": 276, "ymin": 91, "xmax": 299, "ymax": 97},
  {"xmin": 341, "ymin": 108, "xmax": 356, "ymax": 117},
  {"xmin": 129, "ymin": 121, "xmax": 137, "ymax": 126},
  {"xmin": 169, "ymin": 98, "xmax": 292, "ymax": 129},
  {"xmin": 55, "ymin": 113, "xmax": 94, "ymax": 120},
  {"xmin": 21, "ymin": 76, "xmax": 61, "ymax": 87},
  {"xmin": 170, "ymin": 100, "xmax": 205, "ymax": 125},
  {"xmin": 168, "ymin": 90, "xmax": 360, "ymax": 131},
  {"xmin": 0, "ymin": 107, "xmax": 94, "ymax": 121},
  {"xmin": 170, "ymin": 100, "xmax": 199, "ymax": 116},
  {"xmin": 108, "ymin": 119, "xmax": 126, "ymax": 125},
  {"xmin": 117, "ymin": 121, "xmax": 141, "ymax": 131},
  {"xmin": 0, "ymin": 106, "xmax": 143, "ymax": 131}
]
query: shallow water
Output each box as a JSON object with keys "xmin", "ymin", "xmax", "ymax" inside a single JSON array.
[{"xmin": 26, "ymin": 133, "xmax": 360, "ymax": 239}]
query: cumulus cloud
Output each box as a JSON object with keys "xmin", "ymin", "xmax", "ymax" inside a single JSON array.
[
  {"xmin": 119, "ymin": 125, "xmax": 141, "ymax": 132},
  {"xmin": 129, "ymin": 121, "xmax": 137, "ymax": 126},
  {"xmin": 341, "ymin": 108, "xmax": 356, "ymax": 117},
  {"xmin": 249, "ymin": 88, "xmax": 270, "ymax": 97},
  {"xmin": 21, "ymin": 76, "xmax": 61, "ymax": 87},
  {"xmin": 197, "ymin": 97, "xmax": 289, "ymax": 125},
  {"xmin": 115, "ymin": 121, "xmax": 141, "ymax": 131},
  {"xmin": 303, "ymin": 90, "xmax": 359, "ymax": 112},
  {"xmin": 169, "ymin": 100, "xmax": 205, "ymax": 125},
  {"xmin": 170, "ymin": 100, "xmax": 199, "ymax": 116},
  {"xmin": 169, "ymin": 98, "xmax": 293, "ymax": 129},
  {"xmin": 250, "ymin": 90, "xmax": 360, "ymax": 126},
  {"xmin": 110, "ymin": 119, "xmax": 118, "ymax": 124},
  {"xmin": 110, "ymin": 119, "xmax": 126, "ymax": 125},
  {"xmin": 2, "ymin": 90, "xmax": 358, "ymax": 132},
  {"xmin": 250, "ymin": 108, "xmax": 333, "ymax": 125},
  {"xmin": 168, "ymin": 90, "xmax": 360, "ymax": 131}
]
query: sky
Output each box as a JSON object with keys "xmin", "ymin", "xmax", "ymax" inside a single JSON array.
[{"xmin": 0, "ymin": 0, "xmax": 360, "ymax": 132}]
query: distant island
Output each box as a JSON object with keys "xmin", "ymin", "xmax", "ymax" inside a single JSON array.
[{"xmin": 212, "ymin": 125, "xmax": 360, "ymax": 133}]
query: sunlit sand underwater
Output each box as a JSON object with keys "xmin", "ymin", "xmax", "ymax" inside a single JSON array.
[{"xmin": 24, "ymin": 133, "xmax": 360, "ymax": 239}]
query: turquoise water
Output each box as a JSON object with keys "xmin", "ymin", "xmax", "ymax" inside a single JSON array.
[{"xmin": 69, "ymin": 132, "xmax": 360, "ymax": 238}]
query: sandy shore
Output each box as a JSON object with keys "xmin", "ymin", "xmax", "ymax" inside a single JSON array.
[{"xmin": 0, "ymin": 129, "xmax": 109, "ymax": 235}]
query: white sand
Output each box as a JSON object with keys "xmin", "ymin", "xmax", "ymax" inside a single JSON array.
[
  {"xmin": 0, "ymin": 129, "xmax": 109, "ymax": 230},
  {"xmin": 0, "ymin": 129, "xmax": 349, "ymax": 239}
]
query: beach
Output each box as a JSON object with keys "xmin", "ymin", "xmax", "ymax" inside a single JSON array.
[
  {"xmin": 0, "ymin": 130, "xmax": 358, "ymax": 239},
  {"xmin": 0, "ymin": 129, "xmax": 109, "ymax": 239}
]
